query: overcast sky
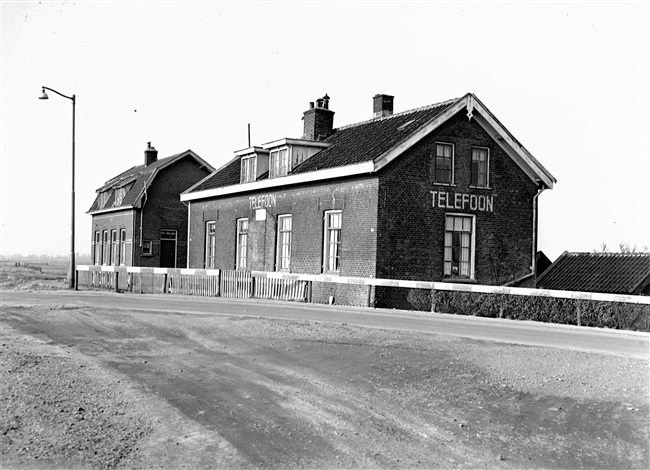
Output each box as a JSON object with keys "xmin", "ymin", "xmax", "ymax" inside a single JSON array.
[{"xmin": 2, "ymin": 1, "xmax": 649, "ymax": 261}]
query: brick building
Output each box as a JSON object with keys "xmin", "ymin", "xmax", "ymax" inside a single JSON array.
[
  {"xmin": 181, "ymin": 93, "xmax": 556, "ymax": 308},
  {"xmin": 88, "ymin": 143, "xmax": 214, "ymax": 268}
]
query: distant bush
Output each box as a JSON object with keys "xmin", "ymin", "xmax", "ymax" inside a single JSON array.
[{"xmin": 431, "ymin": 290, "xmax": 650, "ymax": 332}]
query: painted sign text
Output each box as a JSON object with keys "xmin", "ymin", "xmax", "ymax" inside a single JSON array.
[
  {"xmin": 430, "ymin": 191, "xmax": 494, "ymax": 212},
  {"xmin": 249, "ymin": 193, "xmax": 277, "ymax": 210}
]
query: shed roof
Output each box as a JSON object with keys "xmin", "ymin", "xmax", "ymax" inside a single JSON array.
[{"xmin": 537, "ymin": 252, "xmax": 650, "ymax": 295}]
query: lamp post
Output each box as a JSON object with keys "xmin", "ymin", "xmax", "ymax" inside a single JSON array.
[{"xmin": 39, "ymin": 86, "xmax": 76, "ymax": 289}]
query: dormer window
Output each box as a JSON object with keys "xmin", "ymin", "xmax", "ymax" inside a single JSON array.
[
  {"xmin": 113, "ymin": 184, "xmax": 132, "ymax": 207},
  {"xmin": 240, "ymin": 155, "xmax": 257, "ymax": 183},
  {"xmin": 270, "ymin": 148, "xmax": 289, "ymax": 178},
  {"xmin": 98, "ymin": 190, "xmax": 112, "ymax": 209}
]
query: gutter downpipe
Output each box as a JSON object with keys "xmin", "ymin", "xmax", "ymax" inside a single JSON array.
[{"xmin": 532, "ymin": 183, "xmax": 546, "ymax": 285}]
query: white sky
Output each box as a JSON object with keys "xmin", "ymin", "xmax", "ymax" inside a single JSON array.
[{"xmin": 1, "ymin": 1, "xmax": 649, "ymax": 261}]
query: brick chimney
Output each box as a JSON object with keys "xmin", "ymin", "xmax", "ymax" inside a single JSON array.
[
  {"xmin": 144, "ymin": 142, "xmax": 158, "ymax": 166},
  {"xmin": 373, "ymin": 94, "xmax": 394, "ymax": 118},
  {"xmin": 303, "ymin": 94, "xmax": 335, "ymax": 141}
]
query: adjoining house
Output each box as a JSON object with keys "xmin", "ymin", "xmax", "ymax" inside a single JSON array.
[
  {"xmin": 181, "ymin": 93, "xmax": 556, "ymax": 308},
  {"xmin": 87, "ymin": 143, "xmax": 214, "ymax": 268},
  {"xmin": 536, "ymin": 252, "xmax": 650, "ymax": 295}
]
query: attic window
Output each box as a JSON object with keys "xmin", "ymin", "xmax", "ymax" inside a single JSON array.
[
  {"xmin": 397, "ymin": 119, "xmax": 415, "ymax": 131},
  {"xmin": 113, "ymin": 185, "xmax": 129, "ymax": 206},
  {"xmin": 240, "ymin": 156, "xmax": 257, "ymax": 183},
  {"xmin": 98, "ymin": 190, "xmax": 112, "ymax": 209},
  {"xmin": 270, "ymin": 148, "xmax": 289, "ymax": 178}
]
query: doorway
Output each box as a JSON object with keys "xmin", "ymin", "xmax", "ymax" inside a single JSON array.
[{"xmin": 160, "ymin": 229, "xmax": 177, "ymax": 268}]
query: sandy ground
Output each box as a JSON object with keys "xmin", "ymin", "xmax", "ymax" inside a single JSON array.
[{"xmin": 1, "ymin": 290, "xmax": 649, "ymax": 469}]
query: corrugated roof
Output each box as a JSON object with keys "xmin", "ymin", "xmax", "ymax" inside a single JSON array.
[
  {"xmin": 189, "ymin": 98, "xmax": 457, "ymax": 192},
  {"xmin": 537, "ymin": 252, "xmax": 650, "ymax": 295}
]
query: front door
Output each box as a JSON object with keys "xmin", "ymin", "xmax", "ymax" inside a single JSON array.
[{"xmin": 160, "ymin": 229, "xmax": 177, "ymax": 268}]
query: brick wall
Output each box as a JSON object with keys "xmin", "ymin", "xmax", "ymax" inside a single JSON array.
[
  {"xmin": 136, "ymin": 156, "xmax": 211, "ymax": 268},
  {"xmin": 188, "ymin": 176, "xmax": 379, "ymax": 306},
  {"xmin": 375, "ymin": 110, "xmax": 538, "ymax": 309},
  {"xmin": 90, "ymin": 211, "xmax": 135, "ymax": 266}
]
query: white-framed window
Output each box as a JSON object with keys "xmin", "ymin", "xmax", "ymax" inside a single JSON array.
[
  {"xmin": 471, "ymin": 147, "xmax": 489, "ymax": 188},
  {"xmin": 142, "ymin": 240, "xmax": 153, "ymax": 256},
  {"xmin": 94, "ymin": 231, "xmax": 101, "ymax": 265},
  {"xmin": 444, "ymin": 214, "xmax": 475, "ymax": 279},
  {"xmin": 276, "ymin": 215, "xmax": 292, "ymax": 271},
  {"xmin": 111, "ymin": 230, "xmax": 119, "ymax": 266},
  {"xmin": 120, "ymin": 229, "xmax": 127, "ymax": 266},
  {"xmin": 270, "ymin": 148, "xmax": 289, "ymax": 178},
  {"xmin": 323, "ymin": 211, "xmax": 342, "ymax": 273},
  {"xmin": 205, "ymin": 221, "xmax": 216, "ymax": 269},
  {"xmin": 434, "ymin": 143, "xmax": 454, "ymax": 184},
  {"xmin": 236, "ymin": 218, "xmax": 249, "ymax": 270},
  {"xmin": 102, "ymin": 231, "xmax": 110, "ymax": 265},
  {"xmin": 240, "ymin": 156, "xmax": 257, "ymax": 183}
]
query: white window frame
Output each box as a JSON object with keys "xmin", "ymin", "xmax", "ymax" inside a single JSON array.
[
  {"xmin": 434, "ymin": 142, "xmax": 455, "ymax": 185},
  {"xmin": 470, "ymin": 146, "xmax": 490, "ymax": 188},
  {"xmin": 240, "ymin": 156, "xmax": 257, "ymax": 183},
  {"xmin": 323, "ymin": 210, "xmax": 342, "ymax": 273},
  {"xmin": 269, "ymin": 148, "xmax": 289, "ymax": 178},
  {"xmin": 276, "ymin": 214, "xmax": 292, "ymax": 271},
  {"xmin": 120, "ymin": 229, "xmax": 127, "ymax": 266},
  {"xmin": 142, "ymin": 240, "xmax": 153, "ymax": 256},
  {"xmin": 443, "ymin": 213, "xmax": 476, "ymax": 279},
  {"xmin": 205, "ymin": 221, "xmax": 216, "ymax": 269},
  {"xmin": 111, "ymin": 230, "xmax": 119, "ymax": 266},
  {"xmin": 94, "ymin": 231, "xmax": 101, "ymax": 265},
  {"xmin": 236, "ymin": 218, "xmax": 249, "ymax": 270},
  {"xmin": 102, "ymin": 231, "xmax": 110, "ymax": 265}
]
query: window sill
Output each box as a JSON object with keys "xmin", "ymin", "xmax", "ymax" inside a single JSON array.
[
  {"xmin": 141, "ymin": 254, "xmax": 153, "ymax": 257},
  {"xmin": 433, "ymin": 182, "xmax": 457, "ymax": 187},
  {"xmin": 321, "ymin": 271, "xmax": 340, "ymax": 277},
  {"xmin": 468, "ymin": 185, "xmax": 491, "ymax": 190}
]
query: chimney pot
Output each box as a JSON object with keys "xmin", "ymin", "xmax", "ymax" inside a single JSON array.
[{"xmin": 303, "ymin": 94, "xmax": 335, "ymax": 141}]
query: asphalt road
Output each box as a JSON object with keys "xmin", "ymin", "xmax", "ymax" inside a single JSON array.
[{"xmin": 2, "ymin": 289, "xmax": 648, "ymax": 359}]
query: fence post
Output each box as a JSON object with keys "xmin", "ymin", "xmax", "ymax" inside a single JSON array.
[
  {"xmin": 74, "ymin": 269, "xmax": 79, "ymax": 290},
  {"xmin": 431, "ymin": 288, "xmax": 437, "ymax": 312},
  {"xmin": 366, "ymin": 285, "xmax": 373, "ymax": 308},
  {"xmin": 163, "ymin": 273, "xmax": 168, "ymax": 294},
  {"xmin": 576, "ymin": 302, "xmax": 581, "ymax": 327},
  {"xmin": 114, "ymin": 271, "xmax": 119, "ymax": 293}
]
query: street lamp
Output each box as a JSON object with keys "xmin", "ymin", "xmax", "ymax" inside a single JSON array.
[{"xmin": 39, "ymin": 86, "xmax": 76, "ymax": 289}]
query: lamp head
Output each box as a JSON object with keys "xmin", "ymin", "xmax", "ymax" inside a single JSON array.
[{"xmin": 39, "ymin": 89, "xmax": 49, "ymax": 100}]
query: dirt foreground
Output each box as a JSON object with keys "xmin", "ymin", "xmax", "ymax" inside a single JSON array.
[{"xmin": 1, "ymin": 293, "xmax": 649, "ymax": 469}]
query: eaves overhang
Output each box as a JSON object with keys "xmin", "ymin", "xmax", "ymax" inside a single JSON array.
[
  {"xmin": 181, "ymin": 161, "xmax": 375, "ymax": 202},
  {"xmin": 87, "ymin": 205, "xmax": 135, "ymax": 216}
]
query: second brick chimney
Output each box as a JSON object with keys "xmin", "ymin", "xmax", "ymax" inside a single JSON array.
[
  {"xmin": 373, "ymin": 94, "xmax": 394, "ymax": 118},
  {"xmin": 303, "ymin": 94, "xmax": 335, "ymax": 141},
  {"xmin": 144, "ymin": 142, "xmax": 158, "ymax": 166}
]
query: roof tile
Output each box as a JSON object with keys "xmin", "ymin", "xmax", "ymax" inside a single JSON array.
[{"xmin": 537, "ymin": 252, "xmax": 650, "ymax": 295}]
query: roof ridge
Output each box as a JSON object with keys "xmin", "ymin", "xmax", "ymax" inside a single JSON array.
[
  {"xmin": 568, "ymin": 252, "xmax": 650, "ymax": 257},
  {"xmin": 334, "ymin": 97, "xmax": 459, "ymax": 131}
]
